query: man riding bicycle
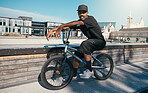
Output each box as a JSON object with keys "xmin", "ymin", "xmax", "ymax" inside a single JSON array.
[{"xmin": 46, "ymin": 4, "xmax": 106, "ymax": 79}]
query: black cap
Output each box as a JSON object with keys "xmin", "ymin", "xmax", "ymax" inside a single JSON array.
[{"xmin": 77, "ymin": 5, "xmax": 88, "ymax": 11}]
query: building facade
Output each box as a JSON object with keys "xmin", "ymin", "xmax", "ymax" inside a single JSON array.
[
  {"xmin": 0, "ymin": 16, "xmax": 116, "ymax": 40},
  {"xmin": 0, "ymin": 16, "xmax": 32, "ymax": 35},
  {"xmin": 47, "ymin": 21, "xmax": 63, "ymax": 36},
  {"xmin": 109, "ymin": 13, "xmax": 147, "ymax": 43},
  {"xmin": 109, "ymin": 27, "xmax": 148, "ymax": 43},
  {"xmin": 121, "ymin": 14, "xmax": 144, "ymax": 29},
  {"xmin": 98, "ymin": 21, "xmax": 116, "ymax": 39},
  {"xmin": 31, "ymin": 21, "xmax": 47, "ymax": 35},
  {"xmin": 0, "ymin": 16, "xmax": 63, "ymax": 35}
]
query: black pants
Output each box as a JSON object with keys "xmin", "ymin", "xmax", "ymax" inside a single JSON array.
[{"xmin": 75, "ymin": 39, "xmax": 106, "ymax": 59}]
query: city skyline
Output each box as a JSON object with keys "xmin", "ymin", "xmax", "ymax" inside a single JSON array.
[{"xmin": 0, "ymin": 0, "xmax": 148, "ymax": 30}]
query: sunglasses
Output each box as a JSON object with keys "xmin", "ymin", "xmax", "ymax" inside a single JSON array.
[{"xmin": 78, "ymin": 11, "xmax": 87, "ymax": 14}]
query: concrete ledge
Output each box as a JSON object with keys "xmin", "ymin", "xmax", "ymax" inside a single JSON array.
[
  {"xmin": 0, "ymin": 44, "xmax": 148, "ymax": 57},
  {"xmin": 0, "ymin": 54, "xmax": 46, "ymax": 61},
  {"xmin": 0, "ymin": 44, "xmax": 148, "ymax": 89}
]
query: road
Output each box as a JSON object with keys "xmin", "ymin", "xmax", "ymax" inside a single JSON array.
[{"xmin": 0, "ymin": 36, "xmax": 148, "ymax": 49}]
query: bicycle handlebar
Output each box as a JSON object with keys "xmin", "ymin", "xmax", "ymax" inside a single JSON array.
[
  {"xmin": 62, "ymin": 29, "xmax": 71, "ymax": 44},
  {"xmin": 67, "ymin": 29, "xmax": 71, "ymax": 41},
  {"xmin": 62, "ymin": 28, "xmax": 80, "ymax": 44}
]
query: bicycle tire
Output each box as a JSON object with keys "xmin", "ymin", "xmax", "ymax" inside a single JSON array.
[
  {"xmin": 93, "ymin": 53, "xmax": 114, "ymax": 80},
  {"xmin": 41, "ymin": 55, "xmax": 73, "ymax": 90}
]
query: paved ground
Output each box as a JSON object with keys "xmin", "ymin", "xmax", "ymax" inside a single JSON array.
[
  {"xmin": 0, "ymin": 36, "xmax": 148, "ymax": 49},
  {"xmin": 0, "ymin": 61, "xmax": 148, "ymax": 93}
]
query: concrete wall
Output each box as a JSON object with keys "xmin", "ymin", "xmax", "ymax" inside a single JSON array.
[
  {"xmin": 0, "ymin": 45, "xmax": 148, "ymax": 88},
  {"xmin": 0, "ymin": 54, "xmax": 46, "ymax": 88}
]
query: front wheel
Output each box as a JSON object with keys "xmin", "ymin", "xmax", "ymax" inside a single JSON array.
[
  {"xmin": 41, "ymin": 55, "xmax": 73, "ymax": 90},
  {"xmin": 93, "ymin": 54, "xmax": 114, "ymax": 80}
]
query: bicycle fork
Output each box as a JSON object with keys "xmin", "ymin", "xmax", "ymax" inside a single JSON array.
[{"xmin": 56, "ymin": 45, "xmax": 68, "ymax": 75}]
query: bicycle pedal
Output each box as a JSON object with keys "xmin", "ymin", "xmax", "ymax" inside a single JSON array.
[{"xmin": 56, "ymin": 70, "xmax": 60, "ymax": 75}]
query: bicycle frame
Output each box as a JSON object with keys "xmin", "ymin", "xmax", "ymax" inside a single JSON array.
[{"xmin": 62, "ymin": 30, "xmax": 105, "ymax": 69}]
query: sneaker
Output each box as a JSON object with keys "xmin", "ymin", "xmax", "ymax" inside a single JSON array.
[
  {"xmin": 73, "ymin": 73, "xmax": 78, "ymax": 80},
  {"xmin": 80, "ymin": 69, "xmax": 94, "ymax": 79},
  {"xmin": 72, "ymin": 76, "xmax": 78, "ymax": 80}
]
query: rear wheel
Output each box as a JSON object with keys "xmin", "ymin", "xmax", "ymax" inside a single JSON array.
[
  {"xmin": 41, "ymin": 55, "xmax": 73, "ymax": 90},
  {"xmin": 93, "ymin": 54, "xmax": 114, "ymax": 80}
]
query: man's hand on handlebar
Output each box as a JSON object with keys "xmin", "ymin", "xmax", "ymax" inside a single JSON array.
[
  {"xmin": 46, "ymin": 25, "xmax": 70, "ymax": 41},
  {"xmin": 46, "ymin": 31, "xmax": 53, "ymax": 41},
  {"xmin": 55, "ymin": 25, "xmax": 63, "ymax": 39},
  {"xmin": 55, "ymin": 31, "xmax": 61, "ymax": 39}
]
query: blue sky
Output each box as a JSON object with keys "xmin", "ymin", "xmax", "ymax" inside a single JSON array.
[{"xmin": 0, "ymin": 0, "xmax": 148, "ymax": 30}]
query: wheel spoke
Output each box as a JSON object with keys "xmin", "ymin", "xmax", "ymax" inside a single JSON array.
[
  {"xmin": 93, "ymin": 54, "xmax": 114, "ymax": 80},
  {"xmin": 41, "ymin": 56, "xmax": 73, "ymax": 89}
]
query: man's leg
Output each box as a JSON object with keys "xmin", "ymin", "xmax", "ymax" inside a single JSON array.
[
  {"xmin": 73, "ymin": 54, "xmax": 92, "ymax": 78},
  {"xmin": 73, "ymin": 58, "xmax": 80, "ymax": 77},
  {"xmin": 84, "ymin": 54, "xmax": 91, "ymax": 61},
  {"xmin": 73, "ymin": 58, "xmax": 80, "ymax": 68},
  {"xmin": 84, "ymin": 54, "xmax": 92, "ymax": 72},
  {"xmin": 73, "ymin": 51, "xmax": 84, "ymax": 77}
]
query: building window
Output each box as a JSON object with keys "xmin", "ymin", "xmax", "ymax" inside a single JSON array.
[
  {"xmin": 15, "ymin": 21, "xmax": 17, "ymax": 26},
  {"xmin": 18, "ymin": 21, "xmax": 20, "ymax": 26},
  {"xmin": 3, "ymin": 19, "xmax": 6, "ymax": 26},
  {"xmin": 23, "ymin": 28, "xmax": 25, "ymax": 34},
  {"xmin": 20, "ymin": 21, "xmax": 23, "ymax": 26},
  {"xmin": 25, "ymin": 22, "xmax": 28, "ymax": 26},
  {"xmin": 18, "ymin": 29, "xmax": 20, "ymax": 33},
  {"xmin": 6, "ymin": 27, "xmax": 8, "ymax": 32},
  {"xmin": 9, "ymin": 28, "xmax": 11, "ymax": 32},
  {"xmin": 3, "ymin": 22, "xmax": 6, "ymax": 26},
  {"xmin": 9, "ymin": 20, "xmax": 11, "ymax": 26},
  {"xmin": 13, "ymin": 28, "xmax": 15, "ymax": 32},
  {"xmin": 23, "ymin": 21, "xmax": 25, "ymax": 26},
  {"xmin": 10, "ymin": 20, "xmax": 13, "ymax": 26},
  {"xmin": 0, "ymin": 19, "xmax": 2, "ymax": 25},
  {"xmin": 26, "ymin": 29, "xmax": 28, "ymax": 33}
]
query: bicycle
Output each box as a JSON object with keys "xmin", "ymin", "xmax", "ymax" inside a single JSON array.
[{"xmin": 40, "ymin": 29, "xmax": 114, "ymax": 90}]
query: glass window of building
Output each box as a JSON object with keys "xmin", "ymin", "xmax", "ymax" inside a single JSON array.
[
  {"xmin": 3, "ymin": 20, "xmax": 6, "ymax": 26},
  {"xmin": 10, "ymin": 20, "xmax": 14, "ymax": 26},
  {"xmin": 23, "ymin": 21, "xmax": 25, "ymax": 26},
  {"xmin": 20, "ymin": 21, "xmax": 23, "ymax": 26},
  {"xmin": 23, "ymin": 28, "xmax": 25, "ymax": 34},
  {"xmin": 15, "ymin": 20, "xmax": 17, "ymax": 26},
  {"xmin": 18, "ymin": 29, "xmax": 20, "ymax": 33},
  {"xmin": 9, "ymin": 27, "xmax": 11, "ymax": 32},
  {"xmin": 0, "ymin": 19, "xmax": 2, "ymax": 25},
  {"xmin": 3, "ymin": 19, "xmax": 6, "ymax": 26},
  {"xmin": 28, "ymin": 21, "xmax": 30, "ymax": 26},
  {"xmin": 26, "ymin": 29, "xmax": 28, "ymax": 33},
  {"xmin": 13, "ymin": 28, "xmax": 15, "ymax": 32},
  {"xmin": 5, "ymin": 20, "xmax": 8, "ymax": 26},
  {"xmin": 6, "ymin": 27, "xmax": 8, "ymax": 32},
  {"xmin": 25, "ymin": 21, "xmax": 27, "ymax": 26},
  {"xmin": 9, "ymin": 20, "xmax": 11, "ymax": 26}
]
